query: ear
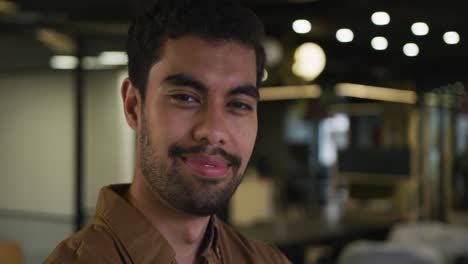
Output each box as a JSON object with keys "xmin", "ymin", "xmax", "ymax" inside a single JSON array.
[{"xmin": 121, "ymin": 78, "xmax": 142, "ymax": 132}]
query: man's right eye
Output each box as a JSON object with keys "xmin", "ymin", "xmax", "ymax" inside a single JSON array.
[{"xmin": 169, "ymin": 94, "xmax": 200, "ymax": 104}]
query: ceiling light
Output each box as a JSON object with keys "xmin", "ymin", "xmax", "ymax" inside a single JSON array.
[
  {"xmin": 371, "ymin": 12, "xmax": 390, "ymax": 26},
  {"xmin": 292, "ymin": 42, "xmax": 326, "ymax": 81},
  {"xmin": 0, "ymin": 0, "xmax": 18, "ymax": 13},
  {"xmin": 403, "ymin": 43, "xmax": 419, "ymax": 57},
  {"xmin": 263, "ymin": 37, "xmax": 283, "ymax": 67},
  {"xmin": 335, "ymin": 83, "xmax": 417, "ymax": 104},
  {"xmin": 98, "ymin": 51, "xmax": 128, "ymax": 66},
  {"xmin": 83, "ymin": 57, "xmax": 114, "ymax": 70},
  {"xmin": 336, "ymin": 28, "xmax": 354, "ymax": 43},
  {"xmin": 292, "ymin": 19, "xmax": 312, "ymax": 34},
  {"xmin": 50, "ymin": 56, "xmax": 78, "ymax": 70},
  {"xmin": 260, "ymin": 85, "xmax": 322, "ymax": 101},
  {"xmin": 443, "ymin": 31, "xmax": 460, "ymax": 45},
  {"xmin": 411, "ymin": 22, "xmax": 429, "ymax": 36},
  {"xmin": 36, "ymin": 28, "xmax": 77, "ymax": 54},
  {"xmin": 262, "ymin": 69, "xmax": 268, "ymax": 82},
  {"xmin": 371, "ymin": 36, "xmax": 388, "ymax": 50}
]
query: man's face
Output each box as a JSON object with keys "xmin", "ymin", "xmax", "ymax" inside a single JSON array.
[{"xmin": 138, "ymin": 36, "xmax": 258, "ymax": 216}]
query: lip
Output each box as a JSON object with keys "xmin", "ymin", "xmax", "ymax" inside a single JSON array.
[{"xmin": 181, "ymin": 154, "xmax": 231, "ymax": 180}]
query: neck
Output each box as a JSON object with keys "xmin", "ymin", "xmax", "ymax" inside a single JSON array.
[{"xmin": 126, "ymin": 169, "xmax": 211, "ymax": 264}]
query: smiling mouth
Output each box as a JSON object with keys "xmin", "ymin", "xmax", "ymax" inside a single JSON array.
[{"xmin": 181, "ymin": 155, "xmax": 231, "ymax": 179}]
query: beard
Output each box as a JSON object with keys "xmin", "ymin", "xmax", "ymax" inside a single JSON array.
[{"xmin": 138, "ymin": 118, "xmax": 244, "ymax": 216}]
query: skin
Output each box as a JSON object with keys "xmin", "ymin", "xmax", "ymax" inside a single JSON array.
[{"xmin": 121, "ymin": 35, "xmax": 258, "ymax": 264}]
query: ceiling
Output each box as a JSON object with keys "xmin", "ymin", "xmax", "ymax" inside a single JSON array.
[{"xmin": 1, "ymin": 0, "xmax": 467, "ymax": 92}]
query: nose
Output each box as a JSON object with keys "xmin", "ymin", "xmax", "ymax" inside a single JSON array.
[{"xmin": 192, "ymin": 106, "xmax": 228, "ymax": 146}]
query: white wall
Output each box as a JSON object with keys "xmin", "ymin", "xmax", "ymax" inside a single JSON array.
[
  {"xmin": 0, "ymin": 69, "xmax": 135, "ymax": 264},
  {"xmin": 0, "ymin": 70, "xmax": 135, "ymax": 216},
  {"xmin": 0, "ymin": 71, "xmax": 75, "ymax": 216},
  {"xmin": 84, "ymin": 70, "xmax": 135, "ymax": 211}
]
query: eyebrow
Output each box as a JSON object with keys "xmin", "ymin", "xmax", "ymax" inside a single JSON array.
[
  {"xmin": 227, "ymin": 85, "xmax": 260, "ymax": 101},
  {"xmin": 162, "ymin": 73, "xmax": 259, "ymax": 101},
  {"xmin": 163, "ymin": 74, "xmax": 208, "ymax": 95}
]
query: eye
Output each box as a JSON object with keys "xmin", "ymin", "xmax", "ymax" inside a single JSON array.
[
  {"xmin": 169, "ymin": 94, "xmax": 200, "ymax": 104},
  {"xmin": 228, "ymin": 101, "xmax": 254, "ymax": 111}
]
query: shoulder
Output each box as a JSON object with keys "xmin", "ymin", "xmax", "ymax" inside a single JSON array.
[
  {"xmin": 44, "ymin": 223, "xmax": 124, "ymax": 264},
  {"xmin": 215, "ymin": 219, "xmax": 291, "ymax": 264}
]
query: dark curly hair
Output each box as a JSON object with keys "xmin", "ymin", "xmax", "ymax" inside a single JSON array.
[{"xmin": 127, "ymin": 0, "xmax": 266, "ymax": 99}]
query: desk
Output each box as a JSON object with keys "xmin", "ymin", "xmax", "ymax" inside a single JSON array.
[{"xmin": 235, "ymin": 214, "xmax": 398, "ymax": 263}]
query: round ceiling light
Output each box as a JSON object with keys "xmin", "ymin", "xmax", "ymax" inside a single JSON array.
[{"xmin": 292, "ymin": 42, "xmax": 326, "ymax": 81}]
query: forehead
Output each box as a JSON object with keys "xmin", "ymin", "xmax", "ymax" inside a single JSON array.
[
  {"xmin": 163, "ymin": 35, "xmax": 255, "ymax": 61},
  {"xmin": 151, "ymin": 35, "xmax": 257, "ymax": 86}
]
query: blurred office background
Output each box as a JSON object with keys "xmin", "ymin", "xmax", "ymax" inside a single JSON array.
[{"xmin": 0, "ymin": 0, "xmax": 467, "ymax": 263}]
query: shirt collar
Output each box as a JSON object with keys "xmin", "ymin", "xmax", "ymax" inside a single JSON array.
[
  {"xmin": 95, "ymin": 184, "xmax": 219, "ymax": 263},
  {"xmin": 95, "ymin": 184, "xmax": 175, "ymax": 263}
]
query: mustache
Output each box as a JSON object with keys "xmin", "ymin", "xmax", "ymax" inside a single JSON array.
[{"xmin": 168, "ymin": 144, "xmax": 241, "ymax": 169}]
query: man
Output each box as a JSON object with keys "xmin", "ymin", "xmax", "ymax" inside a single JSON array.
[{"xmin": 45, "ymin": 0, "xmax": 290, "ymax": 263}]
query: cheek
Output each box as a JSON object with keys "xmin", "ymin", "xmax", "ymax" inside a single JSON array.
[
  {"xmin": 236, "ymin": 130, "xmax": 257, "ymax": 174},
  {"xmin": 232, "ymin": 118, "xmax": 258, "ymax": 157},
  {"xmin": 157, "ymin": 115, "xmax": 190, "ymax": 142},
  {"xmin": 146, "ymin": 108, "xmax": 190, "ymax": 150},
  {"xmin": 154, "ymin": 96, "xmax": 187, "ymax": 125}
]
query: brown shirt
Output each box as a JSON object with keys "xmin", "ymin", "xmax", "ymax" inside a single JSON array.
[{"xmin": 44, "ymin": 184, "xmax": 291, "ymax": 264}]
